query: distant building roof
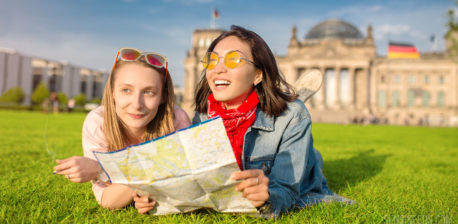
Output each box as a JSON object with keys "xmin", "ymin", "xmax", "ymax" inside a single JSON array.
[{"xmin": 305, "ymin": 19, "xmax": 363, "ymax": 40}]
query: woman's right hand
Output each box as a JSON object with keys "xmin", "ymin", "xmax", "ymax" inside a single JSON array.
[
  {"xmin": 53, "ymin": 156, "xmax": 102, "ymax": 183},
  {"xmin": 132, "ymin": 191, "xmax": 156, "ymax": 214}
]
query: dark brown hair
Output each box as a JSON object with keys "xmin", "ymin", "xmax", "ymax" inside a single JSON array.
[{"xmin": 194, "ymin": 25, "xmax": 297, "ymax": 117}]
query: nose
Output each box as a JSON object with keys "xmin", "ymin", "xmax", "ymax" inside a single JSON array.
[
  {"xmin": 211, "ymin": 57, "xmax": 227, "ymax": 74},
  {"xmin": 132, "ymin": 91, "xmax": 144, "ymax": 110}
]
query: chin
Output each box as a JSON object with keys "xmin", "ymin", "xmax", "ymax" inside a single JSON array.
[{"xmin": 212, "ymin": 94, "xmax": 231, "ymax": 103}]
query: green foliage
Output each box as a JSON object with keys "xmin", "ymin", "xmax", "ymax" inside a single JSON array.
[
  {"xmin": 31, "ymin": 82, "xmax": 50, "ymax": 105},
  {"xmin": 446, "ymin": 4, "xmax": 458, "ymax": 60},
  {"xmin": 0, "ymin": 87, "xmax": 25, "ymax": 104},
  {"xmin": 90, "ymin": 97, "xmax": 101, "ymax": 104},
  {"xmin": 74, "ymin": 93, "xmax": 86, "ymax": 106},
  {"xmin": 0, "ymin": 110, "xmax": 456, "ymax": 223},
  {"xmin": 57, "ymin": 92, "xmax": 68, "ymax": 106}
]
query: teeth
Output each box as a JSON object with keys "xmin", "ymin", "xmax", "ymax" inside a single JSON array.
[{"xmin": 215, "ymin": 80, "xmax": 231, "ymax": 85}]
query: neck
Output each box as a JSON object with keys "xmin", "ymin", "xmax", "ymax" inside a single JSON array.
[
  {"xmin": 125, "ymin": 128, "xmax": 145, "ymax": 145},
  {"xmin": 223, "ymin": 89, "xmax": 253, "ymax": 110}
]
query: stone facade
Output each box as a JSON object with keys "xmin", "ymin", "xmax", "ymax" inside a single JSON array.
[
  {"xmin": 0, "ymin": 47, "xmax": 106, "ymax": 105},
  {"xmin": 181, "ymin": 19, "xmax": 458, "ymax": 126}
]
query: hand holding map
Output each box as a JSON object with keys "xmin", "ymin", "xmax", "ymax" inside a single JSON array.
[{"xmin": 93, "ymin": 117, "xmax": 258, "ymax": 215}]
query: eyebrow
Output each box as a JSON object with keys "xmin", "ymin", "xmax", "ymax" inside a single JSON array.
[{"xmin": 116, "ymin": 83, "xmax": 160, "ymax": 90}]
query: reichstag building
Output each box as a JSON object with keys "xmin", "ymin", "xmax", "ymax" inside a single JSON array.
[{"xmin": 181, "ymin": 19, "xmax": 458, "ymax": 127}]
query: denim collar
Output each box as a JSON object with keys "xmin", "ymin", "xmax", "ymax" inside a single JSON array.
[{"xmin": 251, "ymin": 107, "xmax": 274, "ymax": 132}]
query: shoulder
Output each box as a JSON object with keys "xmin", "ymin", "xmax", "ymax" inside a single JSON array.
[
  {"xmin": 88, "ymin": 105, "xmax": 104, "ymax": 118},
  {"xmin": 83, "ymin": 106, "xmax": 104, "ymax": 136},
  {"xmin": 276, "ymin": 99, "xmax": 311, "ymax": 124},
  {"xmin": 173, "ymin": 105, "xmax": 191, "ymax": 129},
  {"xmin": 192, "ymin": 112, "xmax": 208, "ymax": 124}
]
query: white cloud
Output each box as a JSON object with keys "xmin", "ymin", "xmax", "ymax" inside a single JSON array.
[
  {"xmin": 162, "ymin": 0, "xmax": 214, "ymax": 4},
  {"xmin": 375, "ymin": 24, "xmax": 412, "ymax": 37},
  {"xmin": 0, "ymin": 31, "xmax": 114, "ymax": 71},
  {"xmin": 328, "ymin": 4, "xmax": 383, "ymax": 18},
  {"xmin": 367, "ymin": 5, "xmax": 383, "ymax": 13}
]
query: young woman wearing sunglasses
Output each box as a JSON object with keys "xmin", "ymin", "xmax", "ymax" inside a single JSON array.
[
  {"xmin": 193, "ymin": 25, "xmax": 352, "ymax": 218},
  {"xmin": 54, "ymin": 48, "xmax": 191, "ymax": 213}
]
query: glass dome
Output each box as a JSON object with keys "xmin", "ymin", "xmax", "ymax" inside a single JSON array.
[{"xmin": 305, "ymin": 19, "xmax": 363, "ymax": 40}]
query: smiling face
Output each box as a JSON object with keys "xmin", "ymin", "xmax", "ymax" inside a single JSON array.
[
  {"xmin": 112, "ymin": 63, "xmax": 163, "ymax": 139},
  {"xmin": 206, "ymin": 36, "xmax": 262, "ymax": 109}
]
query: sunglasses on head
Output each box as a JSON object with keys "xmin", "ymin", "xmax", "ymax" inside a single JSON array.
[
  {"xmin": 112, "ymin": 48, "xmax": 168, "ymax": 77},
  {"xmin": 200, "ymin": 50, "xmax": 258, "ymax": 70}
]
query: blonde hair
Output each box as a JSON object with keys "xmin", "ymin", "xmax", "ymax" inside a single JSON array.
[{"xmin": 101, "ymin": 60, "xmax": 175, "ymax": 151}]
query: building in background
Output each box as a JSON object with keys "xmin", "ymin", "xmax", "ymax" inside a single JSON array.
[
  {"xmin": 0, "ymin": 47, "xmax": 107, "ymax": 105},
  {"xmin": 181, "ymin": 19, "xmax": 458, "ymax": 126}
]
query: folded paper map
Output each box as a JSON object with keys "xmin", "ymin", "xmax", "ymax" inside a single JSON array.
[{"xmin": 93, "ymin": 117, "xmax": 258, "ymax": 215}]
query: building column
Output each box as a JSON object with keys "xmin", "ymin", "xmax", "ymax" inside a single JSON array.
[
  {"xmin": 335, "ymin": 67, "xmax": 341, "ymax": 109},
  {"xmin": 361, "ymin": 67, "xmax": 370, "ymax": 111},
  {"xmin": 42, "ymin": 63, "xmax": 50, "ymax": 88},
  {"xmin": 86, "ymin": 72, "xmax": 94, "ymax": 100},
  {"xmin": 348, "ymin": 67, "xmax": 355, "ymax": 110},
  {"xmin": 369, "ymin": 66, "xmax": 378, "ymax": 110},
  {"xmin": 0, "ymin": 52, "xmax": 6, "ymax": 93},
  {"xmin": 20, "ymin": 56, "xmax": 33, "ymax": 105},
  {"xmin": 319, "ymin": 67, "xmax": 326, "ymax": 109}
]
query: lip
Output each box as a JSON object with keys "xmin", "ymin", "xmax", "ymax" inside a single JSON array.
[
  {"xmin": 128, "ymin": 113, "xmax": 145, "ymax": 119},
  {"xmin": 213, "ymin": 79, "xmax": 231, "ymax": 91}
]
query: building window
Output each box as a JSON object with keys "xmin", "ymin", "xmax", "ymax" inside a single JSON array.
[
  {"xmin": 407, "ymin": 89, "xmax": 415, "ymax": 107},
  {"xmin": 49, "ymin": 75, "xmax": 57, "ymax": 92},
  {"xmin": 392, "ymin": 90, "xmax": 400, "ymax": 108},
  {"xmin": 439, "ymin": 75, "xmax": 445, "ymax": 84},
  {"xmin": 380, "ymin": 75, "xmax": 385, "ymax": 83},
  {"xmin": 437, "ymin": 91, "xmax": 445, "ymax": 108},
  {"xmin": 32, "ymin": 74, "xmax": 42, "ymax": 90},
  {"xmin": 422, "ymin": 91, "xmax": 430, "ymax": 107},
  {"xmin": 424, "ymin": 75, "xmax": 429, "ymax": 84},
  {"xmin": 393, "ymin": 75, "xmax": 400, "ymax": 84},
  {"xmin": 409, "ymin": 75, "xmax": 415, "ymax": 85},
  {"xmin": 378, "ymin": 90, "xmax": 386, "ymax": 108},
  {"xmin": 81, "ymin": 81, "xmax": 87, "ymax": 94},
  {"xmin": 92, "ymin": 82, "xmax": 98, "ymax": 98}
]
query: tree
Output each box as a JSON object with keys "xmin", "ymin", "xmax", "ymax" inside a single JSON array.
[
  {"xmin": 31, "ymin": 82, "xmax": 50, "ymax": 105},
  {"xmin": 90, "ymin": 97, "xmax": 101, "ymax": 104},
  {"xmin": 57, "ymin": 92, "xmax": 68, "ymax": 106},
  {"xmin": 74, "ymin": 93, "xmax": 87, "ymax": 106},
  {"xmin": 446, "ymin": 2, "xmax": 458, "ymax": 60},
  {"xmin": 0, "ymin": 87, "xmax": 25, "ymax": 104}
]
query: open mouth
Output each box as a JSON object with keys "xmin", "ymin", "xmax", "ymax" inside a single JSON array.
[{"xmin": 214, "ymin": 80, "xmax": 231, "ymax": 87}]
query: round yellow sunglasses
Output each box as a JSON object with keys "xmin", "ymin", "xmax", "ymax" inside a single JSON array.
[{"xmin": 201, "ymin": 50, "xmax": 258, "ymax": 70}]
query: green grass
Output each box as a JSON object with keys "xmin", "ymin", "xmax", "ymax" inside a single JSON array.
[{"xmin": 0, "ymin": 110, "xmax": 456, "ymax": 223}]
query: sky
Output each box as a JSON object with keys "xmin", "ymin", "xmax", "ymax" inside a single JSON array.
[{"xmin": 0, "ymin": 0, "xmax": 455, "ymax": 87}]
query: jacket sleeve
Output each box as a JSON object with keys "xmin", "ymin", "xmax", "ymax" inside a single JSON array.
[{"xmin": 265, "ymin": 108, "xmax": 313, "ymax": 217}]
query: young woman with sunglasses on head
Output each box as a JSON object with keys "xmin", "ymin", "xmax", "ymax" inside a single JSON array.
[
  {"xmin": 53, "ymin": 48, "xmax": 191, "ymax": 213},
  {"xmin": 193, "ymin": 25, "xmax": 352, "ymax": 218}
]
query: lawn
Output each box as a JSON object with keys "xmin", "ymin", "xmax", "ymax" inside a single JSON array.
[{"xmin": 0, "ymin": 110, "xmax": 456, "ymax": 223}]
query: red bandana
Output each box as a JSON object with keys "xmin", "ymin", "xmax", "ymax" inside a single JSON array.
[{"xmin": 207, "ymin": 91, "xmax": 259, "ymax": 170}]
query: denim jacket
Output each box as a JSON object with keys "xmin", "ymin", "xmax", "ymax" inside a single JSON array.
[{"xmin": 193, "ymin": 100, "xmax": 351, "ymax": 218}]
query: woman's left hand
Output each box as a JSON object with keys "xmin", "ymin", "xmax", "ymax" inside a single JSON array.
[
  {"xmin": 231, "ymin": 169, "xmax": 269, "ymax": 208},
  {"xmin": 132, "ymin": 191, "xmax": 156, "ymax": 214}
]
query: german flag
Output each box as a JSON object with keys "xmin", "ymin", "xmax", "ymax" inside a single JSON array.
[{"xmin": 388, "ymin": 42, "xmax": 420, "ymax": 59}]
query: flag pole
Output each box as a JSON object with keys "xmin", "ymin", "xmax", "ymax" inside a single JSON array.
[{"xmin": 210, "ymin": 8, "xmax": 215, "ymax": 29}]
